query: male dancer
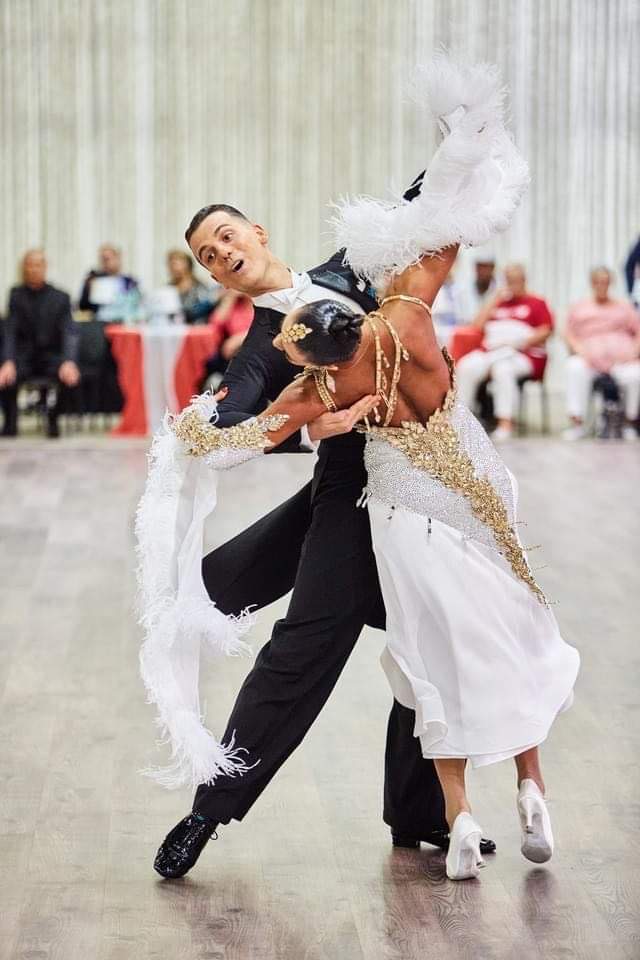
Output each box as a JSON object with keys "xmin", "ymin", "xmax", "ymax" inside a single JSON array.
[{"xmin": 154, "ymin": 178, "xmax": 495, "ymax": 878}]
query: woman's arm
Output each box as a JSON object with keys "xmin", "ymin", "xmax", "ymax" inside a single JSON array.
[
  {"xmin": 472, "ymin": 291, "xmax": 504, "ymax": 329},
  {"xmin": 383, "ymin": 245, "xmax": 459, "ymax": 307},
  {"xmin": 261, "ymin": 383, "xmax": 377, "ymax": 450},
  {"xmin": 173, "ymin": 378, "xmax": 377, "ymax": 463}
]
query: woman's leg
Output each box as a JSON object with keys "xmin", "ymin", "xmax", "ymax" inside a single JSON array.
[
  {"xmin": 435, "ymin": 758, "xmax": 484, "ymax": 879},
  {"xmin": 514, "ymin": 746, "xmax": 545, "ymax": 793},
  {"xmin": 515, "ymin": 746, "xmax": 554, "ymax": 862},
  {"xmin": 434, "ymin": 758, "xmax": 470, "ymax": 828}
]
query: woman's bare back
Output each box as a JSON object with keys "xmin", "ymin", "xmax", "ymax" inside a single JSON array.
[{"xmin": 329, "ymin": 300, "xmax": 452, "ymax": 426}]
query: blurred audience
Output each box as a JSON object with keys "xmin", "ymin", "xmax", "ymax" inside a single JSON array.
[
  {"xmin": 203, "ymin": 292, "xmax": 253, "ymax": 385},
  {"xmin": 430, "ymin": 269, "xmax": 467, "ymax": 345},
  {"xmin": 0, "ymin": 250, "xmax": 80, "ymax": 438},
  {"xmin": 564, "ymin": 266, "xmax": 640, "ymax": 441},
  {"xmin": 79, "ymin": 244, "xmax": 140, "ymax": 319},
  {"xmin": 460, "ymin": 255, "xmax": 497, "ymax": 320},
  {"xmin": 166, "ymin": 249, "xmax": 216, "ymax": 323},
  {"xmin": 7, "ymin": 243, "xmax": 640, "ymax": 442},
  {"xmin": 456, "ymin": 264, "xmax": 553, "ymax": 440},
  {"xmin": 624, "ymin": 235, "xmax": 640, "ymax": 306}
]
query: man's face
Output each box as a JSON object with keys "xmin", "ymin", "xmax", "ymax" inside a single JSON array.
[
  {"xmin": 475, "ymin": 262, "xmax": 495, "ymax": 285},
  {"xmin": 504, "ymin": 265, "xmax": 526, "ymax": 298},
  {"xmin": 189, "ymin": 212, "xmax": 271, "ymax": 294},
  {"xmin": 591, "ymin": 269, "xmax": 611, "ymax": 300},
  {"xmin": 23, "ymin": 252, "xmax": 47, "ymax": 288},
  {"xmin": 100, "ymin": 246, "xmax": 121, "ymax": 275}
]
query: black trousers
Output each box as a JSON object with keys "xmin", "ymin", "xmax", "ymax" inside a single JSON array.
[
  {"xmin": 0, "ymin": 356, "xmax": 69, "ymax": 435},
  {"xmin": 193, "ymin": 438, "xmax": 446, "ymax": 834}
]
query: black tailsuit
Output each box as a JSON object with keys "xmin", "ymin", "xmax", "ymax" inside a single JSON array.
[{"xmin": 193, "ymin": 175, "xmax": 446, "ymax": 836}]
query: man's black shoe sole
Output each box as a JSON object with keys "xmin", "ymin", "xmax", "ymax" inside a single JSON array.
[{"xmin": 391, "ymin": 832, "xmax": 497, "ymax": 854}]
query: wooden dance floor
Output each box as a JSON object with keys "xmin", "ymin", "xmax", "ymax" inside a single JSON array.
[{"xmin": 0, "ymin": 436, "xmax": 638, "ymax": 960}]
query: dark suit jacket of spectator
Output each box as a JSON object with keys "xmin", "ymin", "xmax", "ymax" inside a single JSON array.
[{"xmin": 3, "ymin": 283, "xmax": 78, "ymax": 366}]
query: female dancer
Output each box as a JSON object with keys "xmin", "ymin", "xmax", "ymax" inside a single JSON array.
[{"xmin": 137, "ymin": 56, "xmax": 579, "ymax": 880}]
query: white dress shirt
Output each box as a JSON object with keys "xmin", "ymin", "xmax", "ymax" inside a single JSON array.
[{"xmin": 252, "ymin": 270, "xmax": 364, "ymax": 316}]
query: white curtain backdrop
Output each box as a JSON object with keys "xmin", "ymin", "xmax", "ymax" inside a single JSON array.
[{"xmin": 1, "ymin": 0, "xmax": 638, "ymax": 325}]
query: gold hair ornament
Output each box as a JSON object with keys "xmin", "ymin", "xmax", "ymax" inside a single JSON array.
[{"xmin": 281, "ymin": 322, "xmax": 312, "ymax": 345}]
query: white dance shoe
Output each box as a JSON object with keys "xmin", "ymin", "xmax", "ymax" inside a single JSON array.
[
  {"xmin": 445, "ymin": 812, "xmax": 484, "ymax": 880},
  {"xmin": 517, "ymin": 779, "xmax": 554, "ymax": 863}
]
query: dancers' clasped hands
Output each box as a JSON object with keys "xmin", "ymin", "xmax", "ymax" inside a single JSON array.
[{"xmin": 212, "ymin": 385, "xmax": 380, "ymax": 442}]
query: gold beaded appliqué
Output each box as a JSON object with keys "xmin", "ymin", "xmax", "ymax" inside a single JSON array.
[
  {"xmin": 295, "ymin": 365, "xmax": 338, "ymax": 412},
  {"xmin": 369, "ymin": 350, "xmax": 547, "ymax": 604},
  {"xmin": 172, "ymin": 408, "xmax": 290, "ymax": 457}
]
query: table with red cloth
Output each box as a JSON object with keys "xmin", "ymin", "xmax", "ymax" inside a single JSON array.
[{"xmin": 106, "ymin": 324, "xmax": 218, "ymax": 436}]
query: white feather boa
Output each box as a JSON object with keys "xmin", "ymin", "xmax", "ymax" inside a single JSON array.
[
  {"xmin": 135, "ymin": 394, "xmax": 259, "ymax": 789},
  {"xmin": 332, "ymin": 53, "xmax": 529, "ymax": 286}
]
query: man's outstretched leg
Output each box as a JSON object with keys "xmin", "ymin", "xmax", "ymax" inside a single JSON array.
[{"xmin": 154, "ymin": 449, "xmax": 383, "ymax": 877}]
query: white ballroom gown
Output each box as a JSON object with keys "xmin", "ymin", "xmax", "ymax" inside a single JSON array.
[{"xmin": 362, "ymin": 377, "xmax": 580, "ymax": 768}]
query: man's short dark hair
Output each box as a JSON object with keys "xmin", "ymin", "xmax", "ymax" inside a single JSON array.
[{"xmin": 185, "ymin": 204, "xmax": 249, "ymax": 245}]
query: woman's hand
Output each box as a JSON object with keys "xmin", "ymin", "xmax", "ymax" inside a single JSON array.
[{"xmin": 308, "ymin": 394, "xmax": 378, "ymax": 441}]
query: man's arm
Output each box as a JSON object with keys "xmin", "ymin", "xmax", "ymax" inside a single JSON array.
[
  {"xmin": 215, "ymin": 316, "xmax": 314, "ymax": 453},
  {"xmin": 3, "ymin": 289, "xmax": 18, "ymax": 362},
  {"xmin": 624, "ymin": 237, "xmax": 640, "ymax": 295},
  {"xmin": 60, "ymin": 293, "xmax": 79, "ymax": 363},
  {"xmin": 0, "ymin": 290, "xmax": 18, "ymax": 387},
  {"xmin": 522, "ymin": 300, "xmax": 553, "ymax": 350},
  {"xmin": 215, "ymin": 324, "xmax": 273, "ymax": 425},
  {"xmin": 472, "ymin": 291, "xmax": 504, "ymax": 328},
  {"xmin": 58, "ymin": 292, "xmax": 81, "ymax": 387}
]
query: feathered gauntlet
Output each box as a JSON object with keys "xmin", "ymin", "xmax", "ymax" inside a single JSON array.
[
  {"xmin": 135, "ymin": 394, "xmax": 289, "ymax": 788},
  {"xmin": 332, "ymin": 53, "xmax": 529, "ymax": 287}
]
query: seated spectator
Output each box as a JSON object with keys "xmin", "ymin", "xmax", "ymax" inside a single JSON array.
[
  {"xmin": 203, "ymin": 292, "xmax": 253, "ymax": 385},
  {"xmin": 79, "ymin": 244, "xmax": 140, "ymax": 320},
  {"xmin": 430, "ymin": 268, "xmax": 467, "ymax": 345},
  {"xmin": 459, "ymin": 254, "xmax": 497, "ymax": 321},
  {"xmin": 0, "ymin": 250, "xmax": 80, "ymax": 438},
  {"xmin": 456, "ymin": 263, "xmax": 553, "ymax": 441},
  {"xmin": 167, "ymin": 249, "xmax": 216, "ymax": 323},
  {"xmin": 564, "ymin": 266, "xmax": 640, "ymax": 441}
]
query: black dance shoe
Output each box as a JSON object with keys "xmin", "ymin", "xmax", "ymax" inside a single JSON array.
[
  {"xmin": 154, "ymin": 813, "xmax": 218, "ymax": 879},
  {"xmin": 391, "ymin": 828, "xmax": 496, "ymax": 855}
]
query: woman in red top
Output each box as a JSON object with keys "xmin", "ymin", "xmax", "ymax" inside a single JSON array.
[
  {"xmin": 204, "ymin": 292, "xmax": 254, "ymax": 385},
  {"xmin": 456, "ymin": 264, "xmax": 553, "ymax": 440}
]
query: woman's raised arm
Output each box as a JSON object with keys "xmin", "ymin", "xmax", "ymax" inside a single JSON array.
[{"xmin": 382, "ymin": 244, "xmax": 459, "ymax": 308}]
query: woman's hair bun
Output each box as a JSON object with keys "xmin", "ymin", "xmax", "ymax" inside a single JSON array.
[
  {"xmin": 329, "ymin": 310, "xmax": 363, "ymax": 339},
  {"xmin": 294, "ymin": 298, "xmax": 364, "ymax": 364}
]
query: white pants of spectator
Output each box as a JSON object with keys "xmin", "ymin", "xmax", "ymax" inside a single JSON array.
[
  {"xmin": 566, "ymin": 354, "xmax": 640, "ymax": 421},
  {"xmin": 456, "ymin": 348, "xmax": 534, "ymax": 420}
]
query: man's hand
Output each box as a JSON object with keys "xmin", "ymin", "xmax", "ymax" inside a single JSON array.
[
  {"xmin": 58, "ymin": 360, "xmax": 80, "ymax": 387},
  {"xmin": 0, "ymin": 360, "xmax": 17, "ymax": 389},
  {"xmin": 308, "ymin": 394, "xmax": 378, "ymax": 442}
]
